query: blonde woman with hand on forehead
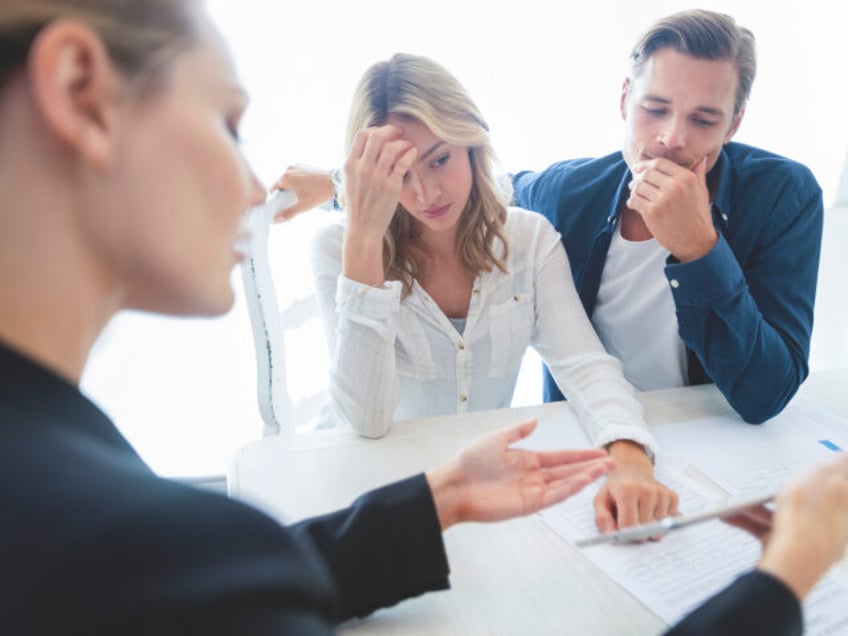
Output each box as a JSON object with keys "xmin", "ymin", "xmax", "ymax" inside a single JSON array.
[
  {"xmin": 3, "ymin": 2, "xmax": 847, "ymax": 634},
  {"xmin": 300, "ymin": 53, "xmax": 676, "ymax": 533},
  {"xmin": 0, "ymin": 1, "xmax": 622, "ymax": 631}
]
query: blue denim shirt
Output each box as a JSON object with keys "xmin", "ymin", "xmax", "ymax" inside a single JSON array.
[{"xmin": 513, "ymin": 142, "xmax": 823, "ymax": 423}]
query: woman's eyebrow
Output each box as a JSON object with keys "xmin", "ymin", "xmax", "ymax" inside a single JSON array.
[{"xmin": 419, "ymin": 141, "xmax": 447, "ymax": 163}]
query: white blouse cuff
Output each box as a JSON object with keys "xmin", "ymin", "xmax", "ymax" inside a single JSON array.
[
  {"xmin": 335, "ymin": 275, "xmax": 402, "ymax": 319},
  {"xmin": 593, "ymin": 426, "xmax": 658, "ymax": 464}
]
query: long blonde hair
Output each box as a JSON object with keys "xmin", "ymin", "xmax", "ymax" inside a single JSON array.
[{"xmin": 345, "ymin": 53, "xmax": 510, "ymax": 297}]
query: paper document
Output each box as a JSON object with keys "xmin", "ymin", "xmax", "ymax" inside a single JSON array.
[
  {"xmin": 526, "ymin": 406, "xmax": 848, "ymax": 634},
  {"xmin": 653, "ymin": 399, "xmax": 848, "ymax": 496}
]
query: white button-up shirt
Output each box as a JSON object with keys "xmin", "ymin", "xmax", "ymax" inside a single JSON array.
[{"xmin": 312, "ymin": 208, "xmax": 656, "ymax": 456}]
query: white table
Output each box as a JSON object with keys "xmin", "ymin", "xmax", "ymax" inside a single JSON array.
[{"xmin": 228, "ymin": 369, "xmax": 848, "ymax": 635}]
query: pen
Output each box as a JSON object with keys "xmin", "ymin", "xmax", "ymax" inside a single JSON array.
[{"xmin": 576, "ymin": 492, "xmax": 774, "ymax": 548}]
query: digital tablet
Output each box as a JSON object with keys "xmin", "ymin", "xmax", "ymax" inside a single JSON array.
[{"xmin": 575, "ymin": 491, "xmax": 775, "ymax": 548}]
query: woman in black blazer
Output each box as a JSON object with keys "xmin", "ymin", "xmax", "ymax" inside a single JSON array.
[{"xmin": 0, "ymin": 1, "xmax": 846, "ymax": 634}]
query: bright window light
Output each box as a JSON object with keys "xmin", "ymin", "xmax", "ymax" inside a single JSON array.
[{"xmin": 81, "ymin": 1, "xmax": 848, "ymax": 477}]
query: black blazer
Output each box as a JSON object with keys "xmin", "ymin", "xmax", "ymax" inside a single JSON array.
[
  {"xmin": 0, "ymin": 341, "xmax": 800, "ymax": 634},
  {"xmin": 0, "ymin": 342, "xmax": 449, "ymax": 634}
]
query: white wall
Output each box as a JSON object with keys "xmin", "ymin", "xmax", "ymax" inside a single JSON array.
[{"xmin": 81, "ymin": 0, "xmax": 848, "ymax": 477}]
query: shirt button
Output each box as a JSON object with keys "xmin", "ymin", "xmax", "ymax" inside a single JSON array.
[
  {"xmin": 457, "ymin": 342, "xmax": 465, "ymax": 350},
  {"xmin": 722, "ymin": 214, "xmax": 728, "ymax": 222},
  {"xmin": 513, "ymin": 294, "xmax": 521, "ymax": 302},
  {"xmin": 670, "ymin": 279, "xmax": 680, "ymax": 289},
  {"xmin": 459, "ymin": 394, "xmax": 468, "ymax": 403}
]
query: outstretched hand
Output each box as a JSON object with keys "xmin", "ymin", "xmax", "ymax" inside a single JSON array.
[{"xmin": 426, "ymin": 419, "xmax": 616, "ymax": 530}]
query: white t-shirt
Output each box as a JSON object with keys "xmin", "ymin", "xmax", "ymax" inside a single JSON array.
[
  {"xmin": 311, "ymin": 208, "xmax": 656, "ymax": 457},
  {"xmin": 591, "ymin": 223, "xmax": 687, "ymax": 391}
]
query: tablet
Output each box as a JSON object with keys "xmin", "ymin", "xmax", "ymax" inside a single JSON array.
[{"xmin": 575, "ymin": 491, "xmax": 775, "ymax": 548}]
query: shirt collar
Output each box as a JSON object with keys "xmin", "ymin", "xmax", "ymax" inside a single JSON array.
[{"xmin": 608, "ymin": 163, "xmax": 632, "ymax": 228}]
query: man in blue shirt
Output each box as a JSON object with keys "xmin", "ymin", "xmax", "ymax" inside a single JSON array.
[
  {"xmin": 271, "ymin": 10, "xmax": 822, "ymax": 532},
  {"xmin": 513, "ymin": 10, "xmax": 823, "ymax": 426}
]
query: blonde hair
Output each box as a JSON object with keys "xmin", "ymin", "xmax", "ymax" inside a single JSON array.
[
  {"xmin": 0, "ymin": 0, "xmax": 198, "ymax": 93},
  {"xmin": 345, "ymin": 53, "xmax": 510, "ymax": 297}
]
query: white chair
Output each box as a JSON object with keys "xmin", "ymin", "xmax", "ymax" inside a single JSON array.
[{"xmin": 240, "ymin": 192, "xmax": 331, "ymax": 436}]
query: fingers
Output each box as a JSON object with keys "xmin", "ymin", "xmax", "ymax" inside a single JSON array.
[
  {"xmin": 728, "ymin": 503, "xmax": 773, "ymax": 527},
  {"xmin": 269, "ymin": 164, "xmax": 336, "ymax": 221},
  {"xmin": 501, "ymin": 419, "xmax": 538, "ymax": 445},
  {"xmin": 540, "ymin": 459, "xmax": 616, "ymax": 509},
  {"xmin": 692, "ymin": 155, "xmax": 708, "ymax": 178},
  {"xmin": 347, "ymin": 130, "xmax": 369, "ymax": 165},
  {"xmin": 271, "ymin": 163, "xmax": 308, "ymax": 191},
  {"xmin": 613, "ymin": 484, "xmax": 645, "ymax": 528},
  {"xmin": 392, "ymin": 144, "xmax": 418, "ymax": 183},
  {"xmin": 593, "ymin": 485, "xmax": 674, "ymax": 536},
  {"xmin": 345, "ymin": 126, "xmax": 417, "ymax": 209},
  {"xmin": 342, "ymin": 125, "xmax": 419, "ymax": 246},
  {"xmin": 537, "ymin": 447, "xmax": 610, "ymax": 468},
  {"xmin": 593, "ymin": 486, "xmax": 618, "ymax": 532},
  {"xmin": 756, "ymin": 456, "xmax": 848, "ymax": 600},
  {"xmin": 628, "ymin": 164, "xmax": 676, "ymax": 204},
  {"xmin": 628, "ymin": 156, "xmax": 702, "ymax": 201},
  {"xmin": 595, "ymin": 460, "xmax": 679, "ymax": 535},
  {"xmin": 375, "ymin": 138, "xmax": 414, "ymax": 180},
  {"xmin": 654, "ymin": 485, "xmax": 679, "ymax": 518},
  {"xmin": 360, "ymin": 125, "xmax": 401, "ymax": 164},
  {"xmin": 541, "ymin": 456, "xmax": 616, "ymax": 482},
  {"xmin": 723, "ymin": 505, "xmax": 773, "ymax": 541},
  {"xmin": 352, "ymin": 125, "xmax": 408, "ymax": 175},
  {"xmin": 632, "ymin": 156, "xmax": 696, "ymax": 176}
]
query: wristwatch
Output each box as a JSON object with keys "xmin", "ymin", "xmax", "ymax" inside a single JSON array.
[
  {"xmin": 319, "ymin": 169, "xmax": 344, "ymax": 212},
  {"xmin": 330, "ymin": 168, "xmax": 343, "ymax": 210}
]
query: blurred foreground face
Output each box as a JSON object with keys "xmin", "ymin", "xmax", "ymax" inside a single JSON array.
[{"xmin": 95, "ymin": 12, "xmax": 264, "ymax": 317}]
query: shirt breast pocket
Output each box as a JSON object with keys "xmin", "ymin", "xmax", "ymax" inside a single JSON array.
[
  {"xmin": 395, "ymin": 309, "xmax": 439, "ymax": 380},
  {"xmin": 488, "ymin": 291, "xmax": 534, "ymax": 378}
]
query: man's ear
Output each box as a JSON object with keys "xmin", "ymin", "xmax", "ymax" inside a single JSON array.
[
  {"xmin": 724, "ymin": 107, "xmax": 745, "ymax": 144},
  {"xmin": 620, "ymin": 78, "xmax": 631, "ymax": 121},
  {"xmin": 28, "ymin": 20, "xmax": 121, "ymax": 168}
]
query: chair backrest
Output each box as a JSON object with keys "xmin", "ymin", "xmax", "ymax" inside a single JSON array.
[{"xmin": 240, "ymin": 192, "xmax": 330, "ymax": 436}]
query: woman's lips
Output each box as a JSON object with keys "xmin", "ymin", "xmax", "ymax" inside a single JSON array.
[{"xmin": 422, "ymin": 204, "xmax": 451, "ymax": 219}]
